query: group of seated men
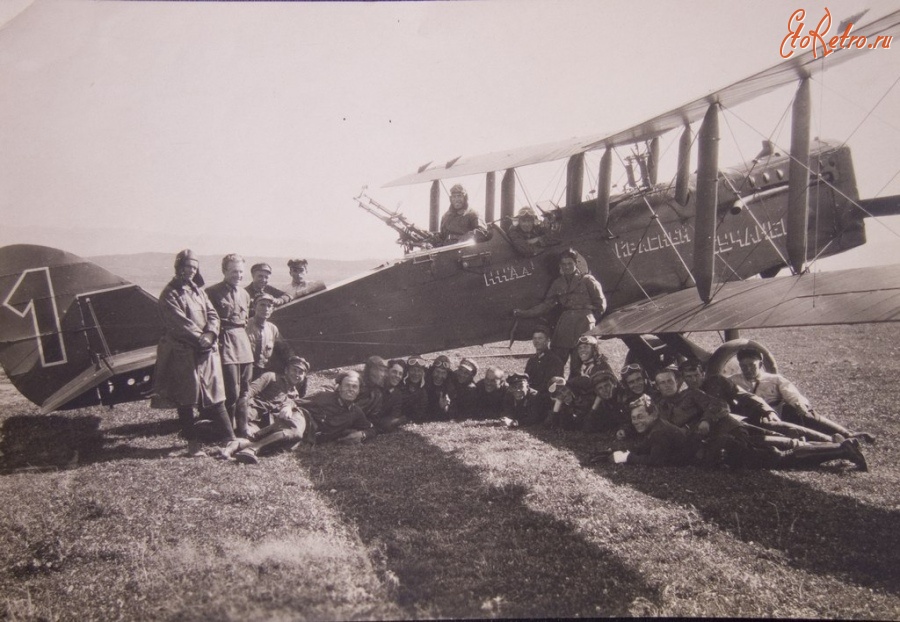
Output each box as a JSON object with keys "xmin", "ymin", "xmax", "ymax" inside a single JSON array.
[{"xmin": 200, "ymin": 307, "xmax": 873, "ymax": 471}]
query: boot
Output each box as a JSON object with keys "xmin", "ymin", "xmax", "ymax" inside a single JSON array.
[
  {"xmin": 220, "ymin": 438, "xmax": 251, "ymax": 460},
  {"xmin": 186, "ymin": 440, "xmax": 207, "ymax": 458},
  {"xmin": 202, "ymin": 402, "xmax": 236, "ymax": 442},
  {"xmin": 785, "ymin": 439, "xmax": 867, "ymax": 471},
  {"xmin": 851, "ymin": 432, "xmax": 877, "ymax": 445},
  {"xmin": 234, "ymin": 447, "xmax": 259, "ymax": 465},
  {"xmin": 841, "ymin": 438, "xmax": 868, "ymax": 471}
]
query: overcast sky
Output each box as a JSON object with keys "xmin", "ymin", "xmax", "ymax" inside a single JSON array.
[{"xmin": 1, "ymin": 0, "xmax": 898, "ymax": 270}]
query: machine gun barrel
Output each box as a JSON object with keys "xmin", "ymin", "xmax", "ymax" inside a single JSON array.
[{"xmin": 353, "ymin": 189, "xmax": 438, "ymax": 253}]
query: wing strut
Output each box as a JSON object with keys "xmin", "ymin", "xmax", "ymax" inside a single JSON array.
[
  {"xmin": 647, "ymin": 137, "xmax": 660, "ymax": 185},
  {"xmin": 485, "ymin": 172, "xmax": 496, "ymax": 222},
  {"xmin": 501, "ymin": 169, "xmax": 515, "ymax": 220},
  {"xmin": 787, "ymin": 77, "xmax": 811, "ymax": 274},
  {"xmin": 429, "ymin": 181, "xmax": 440, "ymax": 233},
  {"xmin": 566, "ymin": 153, "xmax": 584, "ymax": 208},
  {"xmin": 675, "ymin": 125, "xmax": 692, "ymax": 206},
  {"xmin": 695, "ymin": 103, "xmax": 720, "ymax": 303},
  {"xmin": 596, "ymin": 148, "xmax": 612, "ymax": 228}
]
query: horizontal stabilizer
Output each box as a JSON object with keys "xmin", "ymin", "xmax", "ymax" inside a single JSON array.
[
  {"xmin": 39, "ymin": 346, "xmax": 157, "ymax": 414},
  {"xmin": 594, "ymin": 264, "xmax": 900, "ymax": 336}
]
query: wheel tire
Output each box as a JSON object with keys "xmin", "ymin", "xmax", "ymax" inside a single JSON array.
[{"xmin": 706, "ymin": 339, "xmax": 778, "ymax": 377}]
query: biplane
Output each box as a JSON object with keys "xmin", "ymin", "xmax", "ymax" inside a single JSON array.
[{"xmin": 2, "ymin": 8, "xmax": 900, "ymax": 414}]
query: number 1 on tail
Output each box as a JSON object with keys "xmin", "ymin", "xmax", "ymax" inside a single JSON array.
[{"xmin": 2, "ymin": 267, "xmax": 67, "ymax": 367}]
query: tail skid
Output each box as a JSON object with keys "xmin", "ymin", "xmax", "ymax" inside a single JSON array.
[{"xmin": 0, "ymin": 245, "xmax": 163, "ymax": 413}]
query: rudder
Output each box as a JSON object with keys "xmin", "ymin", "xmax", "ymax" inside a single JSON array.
[{"xmin": 0, "ymin": 245, "xmax": 163, "ymax": 412}]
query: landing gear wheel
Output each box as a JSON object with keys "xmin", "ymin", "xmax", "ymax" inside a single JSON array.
[{"xmin": 706, "ymin": 339, "xmax": 778, "ymax": 377}]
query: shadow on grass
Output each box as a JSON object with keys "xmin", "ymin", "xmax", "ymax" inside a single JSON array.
[
  {"xmin": 0, "ymin": 414, "xmax": 103, "ymax": 472},
  {"xmin": 103, "ymin": 417, "xmax": 181, "ymax": 439},
  {"xmin": 301, "ymin": 428, "xmax": 661, "ymax": 619},
  {"xmin": 527, "ymin": 426, "xmax": 900, "ymax": 595},
  {"xmin": 0, "ymin": 414, "xmax": 181, "ymax": 473}
]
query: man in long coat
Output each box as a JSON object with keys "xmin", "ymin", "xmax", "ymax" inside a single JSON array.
[{"xmin": 152, "ymin": 250, "xmax": 235, "ymax": 454}]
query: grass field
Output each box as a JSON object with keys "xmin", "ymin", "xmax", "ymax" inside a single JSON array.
[{"xmin": 0, "ymin": 324, "xmax": 898, "ymax": 620}]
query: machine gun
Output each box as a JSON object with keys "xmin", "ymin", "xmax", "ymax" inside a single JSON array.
[{"xmin": 353, "ymin": 188, "xmax": 440, "ymax": 253}]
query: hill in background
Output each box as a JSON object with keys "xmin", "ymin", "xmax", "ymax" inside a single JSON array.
[{"xmin": 90, "ymin": 253, "xmax": 379, "ymax": 295}]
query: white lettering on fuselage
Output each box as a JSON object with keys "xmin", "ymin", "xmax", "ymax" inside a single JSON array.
[
  {"xmin": 615, "ymin": 225, "xmax": 692, "ymax": 259},
  {"xmin": 614, "ymin": 219, "xmax": 787, "ymax": 259},
  {"xmin": 715, "ymin": 218, "xmax": 786, "ymax": 254},
  {"xmin": 483, "ymin": 261, "xmax": 535, "ymax": 287}
]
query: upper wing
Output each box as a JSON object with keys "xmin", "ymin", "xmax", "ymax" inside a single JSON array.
[
  {"xmin": 594, "ymin": 264, "xmax": 900, "ymax": 336},
  {"xmin": 384, "ymin": 8, "xmax": 900, "ymax": 188}
]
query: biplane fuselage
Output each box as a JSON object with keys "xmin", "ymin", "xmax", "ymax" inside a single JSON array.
[{"xmin": 274, "ymin": 140, "xmax": 863, "ymax": 369}]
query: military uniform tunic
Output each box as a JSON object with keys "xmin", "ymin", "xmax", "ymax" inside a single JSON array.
[
  {"xmin": 400, "ymin": 378, "xmax": 429, "ymax": 422},
  {"xmin": 523, "ymin": 271, "xmax": 607, "ymax": 351},
  {"xmin": 508, "ymin": 222, "xmax": 553, "ymax": 256},
  {"xmin": 245, "ymin": 320, "xmax": 282, "ymax": 373},
  {"xmin": 729, "ymin": 371, "xmax": 811, "ymax": 415},
  {"xmin": 525, "ymin": 350, "xmax": 566, "ymax": 395},
  {"xmin": 473, "ymin": 380, "xmax": 507, "ymax": 420},
  {"xmin": 501, "ymin": 389, "xmax": 545, "ymax": 427},
  {"xmin": 657, "ymin": 387, "xmax": 730, "ymax": 432},
  {"xmin": 299, "ymin": 390, "xmax": 375, "ymax": 444},
  {"xmin": 244, "ymin": 371, "xmax": 302, "ymax": 420},
  {"xmin": 624, "ymin": 418, "xmax": 690, "ymax": 466},
  {"xmin": 205, "ymin": 282, "xmax": 254, "ymax": 365}
]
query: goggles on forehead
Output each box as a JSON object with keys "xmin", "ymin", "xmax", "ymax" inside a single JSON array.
[
  {"xmin": 407, "ymin": 357, "xmax": 427, "ymax": 368},
  {"xmin": 577, "ymin": 335, "xmax": 598, "ymax": 345},
  {"xmin": 621, "ymin": 363, "xmax": 644, "ymax": 375},
  {"xmin": 432, "ymin": 359, "xmax": 452, "ymax": 370}
]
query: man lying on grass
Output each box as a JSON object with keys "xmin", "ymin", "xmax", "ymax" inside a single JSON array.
[
  {"xmin": 681, "ymin": 358, "xmax": 833, "ymax": 443},
  {"xmin": 583, "ymin": 370, "xmax": 628, "ymax": 434},
  {"xmin": 653, "ymin": 365, "xmax": 753, "ymax": 466},
  {"xmin": 589, "ymin": 394, "xmax": 868, "ymax": 471},
  {"xmin": 500, "ymin": 373, "xmax": 544, "ymax": 428},
  {"xmin": 223, "ymin": 368, "xmax": 378, "ymax": 464},
  {"xmin": 599, "ymin": 394, "xmax": 692, "ymax": 466},
  {"xmin": 222, "ymin": 355, "xmax": 312, "ymax": 464},
  {"xmin": 300, "ymin": 370, "xmax": 377, "ymax": 445},
  {"xmin": 729, "ymin": 347, "xmax": 875, "ymax": 444}
]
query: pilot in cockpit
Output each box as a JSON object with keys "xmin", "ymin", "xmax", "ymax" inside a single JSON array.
[
  {"xmin": 508, "ymin": 206, "xmax": 558, "ymax": 256},
  {"xmin": 437, "ymin": 184, "xmax": 487, "ymax": 245}
]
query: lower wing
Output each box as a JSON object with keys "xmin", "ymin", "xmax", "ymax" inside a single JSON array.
[{"xmin": 595, "ymin": 264, "xmax": 900, "ymax": 336}]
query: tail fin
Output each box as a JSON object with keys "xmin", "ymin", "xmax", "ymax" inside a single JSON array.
[{"xmin": 0, "ymin": 245, "xmax": 163, "ymax": 413}]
